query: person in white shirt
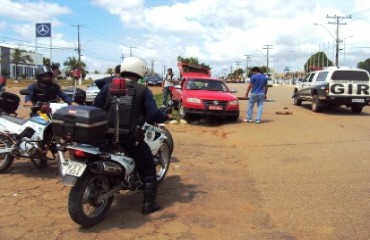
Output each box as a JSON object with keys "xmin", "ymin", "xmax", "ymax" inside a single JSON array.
[{"xmin": 162, "ymin": 68, "xmax": 175, "ymax": 107}]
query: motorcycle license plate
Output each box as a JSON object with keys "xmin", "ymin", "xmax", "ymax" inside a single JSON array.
[
  {"xmin": 352, "ymin": 99, "xmax": 364, "ymax": 103},
  {"xmin": 209, "ymin": 105, "xmax": 222, "ymax": 110},
  {"xmin": 66, "ymin": 161, "xmax": 87, "ymax": 177}
]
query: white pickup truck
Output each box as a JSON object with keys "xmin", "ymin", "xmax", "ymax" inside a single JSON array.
[{"xmin": 292, "ymin": 67, "xmax": 370, "ymax": 113}]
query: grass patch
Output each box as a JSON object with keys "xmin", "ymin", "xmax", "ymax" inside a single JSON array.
[{"xmin": 153, "ymin": 92, "xmax": 180, "ymax": 121}]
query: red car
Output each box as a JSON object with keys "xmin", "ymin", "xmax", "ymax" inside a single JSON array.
[{"xmin": 172, "ymin": 63, "xmax": 240, "ymax": 121}]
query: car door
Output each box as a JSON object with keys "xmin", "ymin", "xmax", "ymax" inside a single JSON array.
[{"xmin": 300, "ymin": 73, "xmax": 316, "ymax": 99}]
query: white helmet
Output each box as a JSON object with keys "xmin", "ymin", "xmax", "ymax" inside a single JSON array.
[{"xmin": 120, "ymin": 57, "xmax": 147, "ymax": 78}]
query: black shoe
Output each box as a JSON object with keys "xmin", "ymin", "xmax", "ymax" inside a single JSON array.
[
  {"xmin": 143, "ymin": 203, "xmax": 161, "ymax": 215},
  {"xmin": 142, "ymin": 182, "xmax": 161, "ymax": 215}
]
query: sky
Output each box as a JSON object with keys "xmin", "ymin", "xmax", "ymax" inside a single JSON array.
[{"xmin": 1, "ymin": 0, "xmax": 370, "ymax": 77}]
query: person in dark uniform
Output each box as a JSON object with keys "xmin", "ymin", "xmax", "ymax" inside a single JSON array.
[
  {"xmin": 24, "ymin": 65, "xmax": 73, "ymax": 168},
  {"xmin": 94, "ymin": 57, "xmax": 171, "ymax": 215},
  {"xmin": 25, "ymin": 65, "xmax": 72, "ymax": 106}
]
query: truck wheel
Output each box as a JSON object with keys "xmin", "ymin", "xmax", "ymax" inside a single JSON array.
[
  {"xmin": 311, "ymin": 95, "xmax": 322, "ymax": 112},
  {"xmin": 293, "ymin": 96, "xmax": 302, "ymax": 106},
  {"xmin": 351, "ymin": 105, "xmax": 363, "ymax": 114}
]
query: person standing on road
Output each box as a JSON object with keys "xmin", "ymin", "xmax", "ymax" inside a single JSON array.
[
  {"xmin": 162, "ymin": 68, "xmax": 175, "ymax": 107},
  {"xmin": 244, "ymin": 67, "xmax": 268, "ymax": 124}
]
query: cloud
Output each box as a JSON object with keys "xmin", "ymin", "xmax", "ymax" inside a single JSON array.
[
  {"xmin": 3, "ymin": 0, "xmax": 370, "ymax": 75},
  {"xmin": 0, "ymin": 0, "xmax": 70, "ymax": 23}
]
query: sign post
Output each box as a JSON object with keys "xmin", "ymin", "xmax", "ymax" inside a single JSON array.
[{"xmin": 35, "ymin": 23, "xmax": 52, "ymax": 63}]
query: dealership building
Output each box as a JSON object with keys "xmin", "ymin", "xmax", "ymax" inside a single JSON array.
[{"xmin": 0, "ymin": 44, "xmax": 43, "ymax": 79}]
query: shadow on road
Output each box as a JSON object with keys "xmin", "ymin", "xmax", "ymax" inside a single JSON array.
[{"xmin": 79, "ymin": 175, "xmax": 200, "ymax": 231}]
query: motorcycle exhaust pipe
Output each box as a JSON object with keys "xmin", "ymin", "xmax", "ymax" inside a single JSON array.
[{"xmin": 90, "ymin": 161, "xmax": 123, "ymax": 175}]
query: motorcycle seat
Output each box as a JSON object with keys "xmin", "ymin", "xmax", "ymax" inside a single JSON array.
[{"xmin": 1, "ymin": 114, "xmax": 28, "ymax": 125}]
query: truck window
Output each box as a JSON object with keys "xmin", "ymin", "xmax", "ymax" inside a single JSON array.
[
  {"xmin": 332, "ymin": 70, "xmax": 370, "ymax": 81},
  {"xmin": 316, "ymin": 72, "xmax": 328, "ymax": 82}
]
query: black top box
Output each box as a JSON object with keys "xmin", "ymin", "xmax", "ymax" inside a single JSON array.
[{"xmin": 52, "ymin": 105, "xmax": 108, "ymax": 143}]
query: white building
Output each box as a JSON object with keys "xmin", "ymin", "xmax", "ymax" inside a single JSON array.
[{"xmin": 0, "ymin": 45, "xmax": 43, "ymax": 79}]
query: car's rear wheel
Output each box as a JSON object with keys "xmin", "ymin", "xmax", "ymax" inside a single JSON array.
[
  {"xmin": 311, "ymin": 95, "xmax": 322, "ymax": 112},
  {"xmin": 293, "ymin": 96, "xmax": 302, "ymax": 106},
  {"xmin": 351, "ymin": 105, "xmax": 363, "ymax": 114}
]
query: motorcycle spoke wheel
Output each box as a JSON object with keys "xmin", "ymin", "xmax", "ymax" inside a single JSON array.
[
  {"xmin": 0, "ymin": 135, "xmax": 14, "ymax": 173},
  {"xmin": 68, "ymin": 172, "xmax": 113, "ymax": 227},
  {"xmin": 155, "ymin": 139, "xmax": 171, "ymax": 182}
]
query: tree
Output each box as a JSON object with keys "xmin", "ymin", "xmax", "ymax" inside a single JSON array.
[
  {"xmin": 11, "ymin": 48, "xmax": 33, "ymax": 81},
  {"xmin": 43, "ymin": 57, "xmax": 51, "ymax": 65},
  {"xmin": 106, "ymin": 67, "xmax": 113, "ymax": 74},
  {"xmin": 177, "ymin": 56, "xmax": 211, "ymax": 70},
  {"xmin": 63, "ymin": 56, "xmax": 87, "ymax": 84},
  {"xmin": 304, "ymin": 52, "xmax": 333, "ymax": 72},
  {"xmin": 357, "ymin": 58, "xmax": 370, "ymax": 73}
]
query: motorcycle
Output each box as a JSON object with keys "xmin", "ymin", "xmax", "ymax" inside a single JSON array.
[
  {"xmin": 54, "ymin": 93, "xmax": 172, "ymax": 227},
  {"xmin": 0, "ymin": 88, "xmax": 67, "ymax": 173}
]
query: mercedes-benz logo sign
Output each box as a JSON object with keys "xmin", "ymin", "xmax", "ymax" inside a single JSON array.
[
  {"xmin": 213, "ymin": 100, "xmax": 219, "ymax": 105},
  {"xmin": 36, "ymin": 24, "xmax": 50, "ymax": 36}
]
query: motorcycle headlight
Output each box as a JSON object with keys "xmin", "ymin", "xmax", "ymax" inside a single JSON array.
[{"xmin": 186, "ymin": 98, "xmax": 201, "ymax": 103}]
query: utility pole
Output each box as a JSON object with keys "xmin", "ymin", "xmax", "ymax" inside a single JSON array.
[
  {"xmin": 234, "ymin": 61, "xmax": 241, "ymax": 80},
  {"xmin": 128, "ymin": 46, "xmax": 136, "ymax": 57},
  {"xmin": 263, "ymin": 45, "xmax": 273, "ymax": 73},
  {"xmin": 72, "ymin": 24, "xmax": 84, "ymax": 85},
  {"xmin": 244, "ymin": 54, "xmax": 252, "ymax": 73},
  {"xmin": 150, "ymin": 59, "xmax": 156, "ymax": 75},
  {"xmin": 326, "ymin": 14, "xmax": 351, "ymax": 67}
]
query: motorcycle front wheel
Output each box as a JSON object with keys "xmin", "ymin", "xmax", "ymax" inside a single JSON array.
[
  {"xmin": 154, "ymin": 139, "xmax": 171, "ymax": 182},
  {"xmin": 0, "ymin": 135, "xmax": 14, "ymax": 173},
  {"xmin": 160, "ymin": 126, "xmax": 174, "ymax": 155},
  {"xmin": 68, "ymin": 171, "xmax": 113, "ymax": 227}
]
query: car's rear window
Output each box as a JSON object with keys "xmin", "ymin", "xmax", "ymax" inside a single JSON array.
[{"xmin": 332, "ymin": 70, "xmax": 370, "ymax": 81}]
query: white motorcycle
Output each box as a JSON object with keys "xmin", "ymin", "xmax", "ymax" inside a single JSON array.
[
  {"xmin": 0, "ymin": 89, "xmax": 67, "ymax": 172},
  {"xmin": 53, "ymin": 99, "xmax": 172, "ymax": 227}
]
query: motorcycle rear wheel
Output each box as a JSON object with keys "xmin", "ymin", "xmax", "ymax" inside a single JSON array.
[
  {"xmin": 0, "ymin": 135, "xmax": 14, "ymax": 173},
  {"xmin": 155, "ymin": 139, "xmax": 171, "ymax": 182},
  {"xmin": 68, "ymin": 171, "xmax": 113, "ymax": 227}
]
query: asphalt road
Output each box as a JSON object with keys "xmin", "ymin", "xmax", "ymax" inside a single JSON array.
[{"xmin": 0, "ymin": 84, "xmax": 369, "ymax": 240}]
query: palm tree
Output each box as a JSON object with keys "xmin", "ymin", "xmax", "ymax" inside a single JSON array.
[
  {"xmin": 63, "ymin": 56, "xmax": 87, "ymax": 85},
  {"xmin": 63, "ymin": 56, "xmax": 86, "ymax": 75},
  {"xmin": 11, "ymin": 48, "xmax": 33, "ymax": 81}
]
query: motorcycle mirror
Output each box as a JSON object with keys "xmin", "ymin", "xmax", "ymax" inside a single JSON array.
[{"xmin": 19, "ymin": 89, "xmax": 29, "ymax": 95}]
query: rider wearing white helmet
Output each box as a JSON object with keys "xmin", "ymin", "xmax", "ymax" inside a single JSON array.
[{"xmin": 94, "ymin": 57, "xmax": 171, "ymax": 215}]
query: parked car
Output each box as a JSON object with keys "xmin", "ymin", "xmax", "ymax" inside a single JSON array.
[
  {"xmin": 172, "ymin": 63, "xmax": 240, "ymax": 121},
  {"xmin": 145, "ymin": 75, "xmax": 163, "ymax": 86},
  {"xmin": 85, "ymin": 82, "xmax": 100, "ymax": 104},
  {"xmin": 292, "ymin": 66, "xmax": 370, "ymax": 113},
  {"xmin": 267, "ymin": 77, "xmax": 273, "ymax": 87}
]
